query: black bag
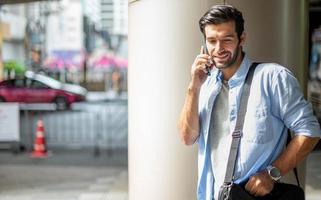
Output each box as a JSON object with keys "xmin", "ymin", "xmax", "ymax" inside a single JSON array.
[
  {"xmin": 218, "ymin": 182, "xmax": 304, "ymax": 200},
  {"xmin": 217, "ymin": 63, "xmax": 305, "ymax": 200},
  {"xmin": 218, "ymin": 183, "xmax": 254, "ymax": 200}
]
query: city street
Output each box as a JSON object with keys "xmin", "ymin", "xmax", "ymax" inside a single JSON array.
[{"xmin": 0, "ymin": 96, "xmax": 129, "ymax": 200}]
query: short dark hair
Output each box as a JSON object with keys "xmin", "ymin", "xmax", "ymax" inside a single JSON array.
[{"xmin": 199, "ymin": 5, "xmax": 244, "ymax": 39}]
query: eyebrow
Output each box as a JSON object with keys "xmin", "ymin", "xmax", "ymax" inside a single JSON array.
[{"xmin": 206, "ymin": 34, "xmax": 235, "ymax": 40}]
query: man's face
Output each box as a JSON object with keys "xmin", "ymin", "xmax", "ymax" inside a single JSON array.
[{"xmin": 204, "ymin": 21, "xmax": 245, "ymax": 69}]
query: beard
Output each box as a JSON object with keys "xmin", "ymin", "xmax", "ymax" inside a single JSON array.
[{"xmin": 213, "ymin": 44, "xmax": 241, "ymax": 69}]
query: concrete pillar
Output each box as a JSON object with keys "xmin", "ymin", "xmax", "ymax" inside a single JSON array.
[{"xmin": 128, "ymin": 0, "xmax": 222, "ymax": 199}]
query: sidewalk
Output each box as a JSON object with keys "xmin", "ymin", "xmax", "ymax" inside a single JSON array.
[
  {"xmin": 0, "ymin": 149, "xmax": 128, "ymax": 200},
  {"xmin": 0, "ymin": 149, "xmax": 320, "ymax": 200},
  {"xmin": 306, "ymin": 150, "xmax": 321, "ymax": 200}
]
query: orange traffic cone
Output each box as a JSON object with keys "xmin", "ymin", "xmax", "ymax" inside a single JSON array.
[{"xmin": 31, "ymin": 119, "xmax": 48, "ymax": 158}]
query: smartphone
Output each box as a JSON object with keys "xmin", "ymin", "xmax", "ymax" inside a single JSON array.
[{"xmin": 203, "ymin": 45, "xmax": 214, "ymax": 76}]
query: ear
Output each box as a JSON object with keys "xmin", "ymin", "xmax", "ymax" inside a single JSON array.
[{"xmin": 239, "ymin": 32, "xmax": 246, "ymax": 46}]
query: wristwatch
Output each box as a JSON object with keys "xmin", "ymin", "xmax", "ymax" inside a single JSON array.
[{"xmin": 266, "ymin": 165, "xmax": 282, "ymax": 182}]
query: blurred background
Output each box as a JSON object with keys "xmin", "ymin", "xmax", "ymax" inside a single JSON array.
[
  {"xmin": 0, "ymin": 0, "xmax": 127, "ymax": 94},
  {"xmin": 0, "ymin": 0, "xmax": 321, "ymax": 200},
  {"xmin": 0, "ymin": 0, "xmax": 128, "ymax": 200}
]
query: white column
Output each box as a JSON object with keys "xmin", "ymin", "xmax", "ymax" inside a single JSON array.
[{"xmin": 128, "ymin": 0, "xmax": 222, "ymax": 199}]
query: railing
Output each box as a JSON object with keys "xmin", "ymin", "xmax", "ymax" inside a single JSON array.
[{"xmin": 18, "ymin": 101, "xmax": 128, "ymax": 155}]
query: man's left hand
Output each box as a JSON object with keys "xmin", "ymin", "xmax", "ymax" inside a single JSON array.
[{"xmin": 244, "ymin": 170, "xmax": 274, "ymax": 197}]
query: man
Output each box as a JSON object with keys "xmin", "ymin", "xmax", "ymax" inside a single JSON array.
[
  {"xmin": 30, "ymin": 48, "xmax": 42, "ymax": 72},
  {"xmin": 177, "ymin": 5, "xmax": 321, "ymax": 200}
]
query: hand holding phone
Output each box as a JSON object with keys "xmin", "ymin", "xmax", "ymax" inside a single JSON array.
[
  {"xmin": 190, "ymin": 46, "xmax": 213, "ymax": 88},
  {"xmin": 203, "ymin": 45, "xmax": 214, "ymax": 76}
]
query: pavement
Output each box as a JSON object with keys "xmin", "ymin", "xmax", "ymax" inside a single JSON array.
[
  {"xmin": 0, "ymin": 148, "xmax": 321, "ymax": 200},
  {"xmin": 306, "ymin": 150, "xmax": 321, "ymax": 200},
  {"xmin": 0, "ymin": 149, "xmax": 128, "ymax": 200}
]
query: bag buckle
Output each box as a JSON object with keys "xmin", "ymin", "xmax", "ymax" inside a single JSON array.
[
  {"xmin": 232, "ymin": 130, "xmax": 242, "ymax": 138},
  {"xmin": 218, "ymin": 182, "xmax": 234, "ymax": 200},
  {"xmin": 222, "ymin": 182, "xmax": 233, "ymax": 187}
]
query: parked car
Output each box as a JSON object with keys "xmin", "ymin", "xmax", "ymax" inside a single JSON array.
[{"xmin": 0, "ymin": 71, "xmax": 87, "ymax": 110}]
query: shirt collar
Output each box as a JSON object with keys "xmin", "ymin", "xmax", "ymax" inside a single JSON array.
[
  {"xmin": 210, "ymin": 54, "xmax": 253, "ymax": 88},
  {"xmin": 228, "ymin": 54, "xmax": 253, "ymax": 88}
]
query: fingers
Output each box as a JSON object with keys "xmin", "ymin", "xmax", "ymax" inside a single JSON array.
[
  {"xmin": 191, "ymin": 46, "xmax": 212, "ymax": 79},
  {"xmin": 195, "ymin": 47, "xmax": 211, "ymax": 66},
  {"xmin": 193, "ymin": 58, "xmax": 210, "ymax": 73},
  {"xmin": 245, "ymin": 173, "xmax": 274, "ymax": 197},
  {"xmin": 245, "ymin": 176, "xmax": 255, "ymax": 193},
  {"xmin": 200, "ymin": 45, "xmax": 204, "ymax": 54},
  {"xmin": 193, "ymin": 51, "xmax": 210, "ymax": 69},
  {"xmin": 195, "ymin": 57, "xmax": 209, "ymax": 65},
  {"xmin": 196, "ymin": 54, "xmax": 210, "ymax": 60},
  {"xmin": 245, "ymin": 178, "xmax": 261, "ymax": 196}
]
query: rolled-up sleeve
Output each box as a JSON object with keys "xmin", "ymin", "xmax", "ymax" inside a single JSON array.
[{"xmin": 271, "ymin": 68, "xmax": 321, "ymax": 137}]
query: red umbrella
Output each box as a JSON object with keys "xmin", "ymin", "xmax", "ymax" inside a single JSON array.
[{"xmin": 93, "ymin": 55, "xmax": 115, "ymax": 69}]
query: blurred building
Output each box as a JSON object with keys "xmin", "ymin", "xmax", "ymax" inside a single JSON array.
[
  {"xmin": 0, "ymin": 4, "xmax": 27, "ymax": 77},
  {"xmin": 45, "ymin": 0, "xmax": 83, "ymax": 78},
  {"xmin": 100, "ymin": 0, "xmax": 127, "ymax": 56},
  {"xmin": 25, "ymin": 2, "xmax": 49, "ymax": 72},
  {"xmin": 0, "ymin": 0, "xmax": 127, "ymax": 90},
  {"xmin": 82, "ymin": 0, "xmax": 100, "ymax": 25},
  {"xmin": 44, "ymin": 0, "xmax": 101, "ymax": 83},
  {"xmin": 0, "ymin": 4, "xmax": 30, "ymax": 80},
  {"xmin": 102, "ymin": 0, "xmax": 127, "ymax": 35},
  {"xmin": 82, "ymin": 0, "xmax": 101, "ymax": 54},
  {"xmin": 100, "ymin": 0, "xmax": 112, "ymax": 32},
  {"xmin": 47, "ymin": 1, "xmax": 83, "ymax": 53}
]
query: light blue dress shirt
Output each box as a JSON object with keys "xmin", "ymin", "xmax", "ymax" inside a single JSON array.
[{"xmin": 196, "ymin": 55, "xmax": 321, "ymax": 200}]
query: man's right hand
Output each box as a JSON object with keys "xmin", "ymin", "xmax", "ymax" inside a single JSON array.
[
  {"xmin": 190, "ymin": 46, "xmax": 212, "ymax": 90},
  {"xmin": 178, "ymin": 46, "xmax": 210, "ymax": 145}
]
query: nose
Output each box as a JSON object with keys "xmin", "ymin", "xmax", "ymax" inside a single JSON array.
[{"xmin": 213, "ymin": 41, "xmax": 224, "ymax": 54}]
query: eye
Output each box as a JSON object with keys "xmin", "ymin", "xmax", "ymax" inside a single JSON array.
[
  {"xmin": 223, "ymin": 39, "xmax": 233, "ymax": 43},
  {"xmin": 207, "ymin": 40, "xmax": 216, "ymax": 45}
]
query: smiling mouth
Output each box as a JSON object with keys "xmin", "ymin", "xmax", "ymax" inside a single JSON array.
[{"xmin": 215, "ymin": 53, "xmax": 229, "ymax": 60}]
